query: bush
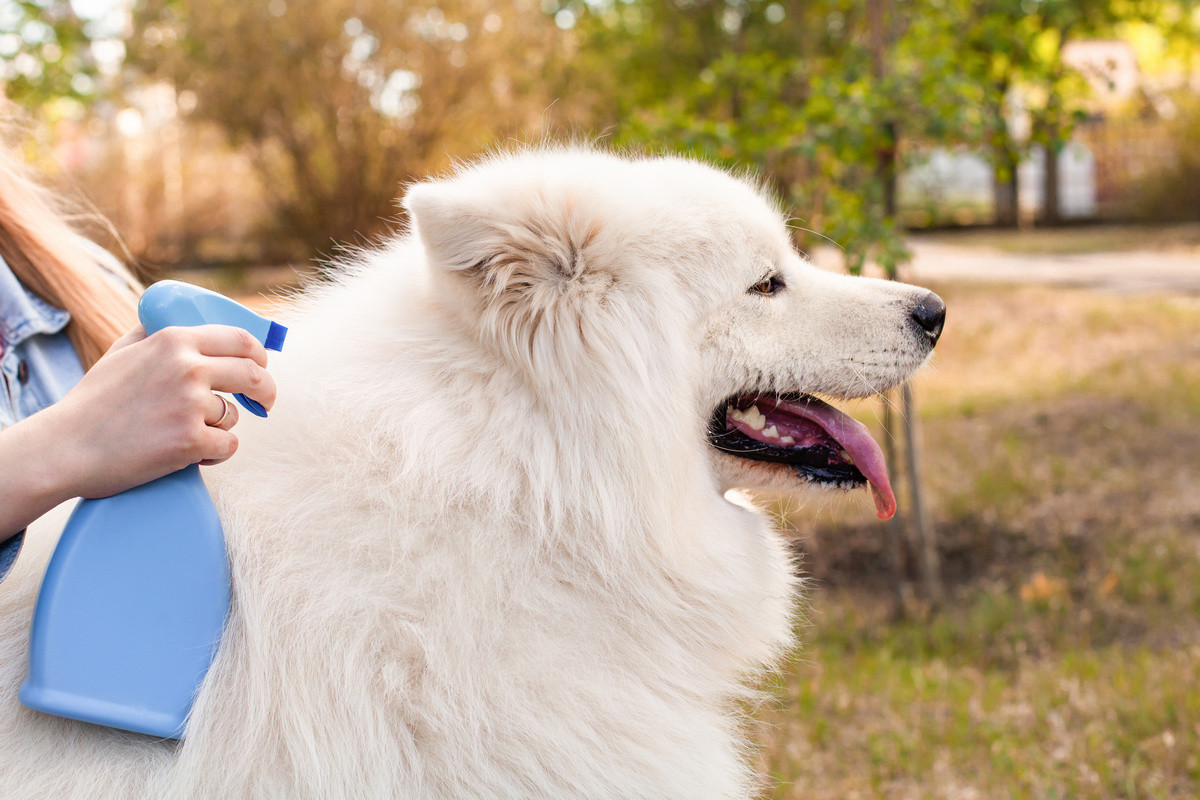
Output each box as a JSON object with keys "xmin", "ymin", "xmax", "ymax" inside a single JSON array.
[{"xmin": 1124, "ymin": 94, "xmax": 1200, "ymax": 222}]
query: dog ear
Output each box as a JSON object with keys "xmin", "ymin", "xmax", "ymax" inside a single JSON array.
[
  {"xmin": 403, "ymin": 180, "xmax": 589, "ymax": 287},
  {"xmin": 404, "ymin": 181, "xmax": 502, "ymax": 273}
]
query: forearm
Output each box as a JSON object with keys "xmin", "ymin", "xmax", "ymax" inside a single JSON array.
[{"xmin": 0, "ymin": 409, "xmax": 78, "ymax": 538}]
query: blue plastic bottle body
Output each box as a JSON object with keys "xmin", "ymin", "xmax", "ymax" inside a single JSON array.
[
  {"xmin": 20, "ymin": 281, "xmax": 285, "ymax": 739},
  {"xmin": 20, "ymin": 466, "xmax": 230, "ymax": 738}
]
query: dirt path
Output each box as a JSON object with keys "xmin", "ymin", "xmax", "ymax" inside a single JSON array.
[{"xmin": 904, "ymin": 239, "xmax": 1200, "ymax": 294}]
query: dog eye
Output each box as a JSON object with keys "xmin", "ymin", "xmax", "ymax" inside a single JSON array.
[{"xmin": 749, "ymin": 275, "xmax": 785, "ymax": 295}]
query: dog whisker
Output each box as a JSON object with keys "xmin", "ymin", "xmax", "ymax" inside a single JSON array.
[{"xmin": 784, "ymin": 218, "xmax": 847, "ymax": 254}]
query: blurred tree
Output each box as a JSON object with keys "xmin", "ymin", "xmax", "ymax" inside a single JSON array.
[
  {"xmin": 129, "ymin": 0, "xmax": 565, "ymax": 258},
  {"xmin": 949, "ymin": 0, "xmax": 1031, "ymax": 227},
  {"xmin": 559, "ymin": 0, "xmax": 1195, "ymax": 235},
  {"xmin": 953, "ymin": 0, "xmax": 1191, "ymax": 227},
  {"xmin": 557, "ymin": 0, "xmax": 983, "ymax": 275},
  {"xmin": 0, "ymin": 0, "xmax": 101, "ymax": 107}
]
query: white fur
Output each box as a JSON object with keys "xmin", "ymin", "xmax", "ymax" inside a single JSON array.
[{"xmin": 0, "ymin": 149, "xmax": 935, "ymax": 798}]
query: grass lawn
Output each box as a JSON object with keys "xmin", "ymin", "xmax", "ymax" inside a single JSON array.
[
  {"xmin": 180, "ymin": 262, "xmax": 1198, "ymax": 797},
  {"xmin": 764, "ymin": 283, "xmax": 1200, "ymax": 799}
]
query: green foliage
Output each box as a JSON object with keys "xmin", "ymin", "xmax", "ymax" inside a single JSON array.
[
  {"xmin": 956, "ymin": 0, "xmax": 1172, "ymax": 176},
  {"xmin": 0, "ymin": 0, "xmax": 101, "ymax": 106},
  {"xmin": 562, "ymin": 0, "xmax": 987, "ymax": 275},
  {"xmin": 560, "ymin": 0, "xmax": 1195, "ymax": 265}
]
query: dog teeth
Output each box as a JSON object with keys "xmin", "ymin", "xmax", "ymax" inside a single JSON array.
[
  {"xmin": 728, "ymin": 404, "xmax": 766, "ymax": 431},
  {"xmin": 840, "ymin": 449, "xmax": 854, "ymax": 465},
  {"xmin": 763, "ymin": 425, "xmax": 779, "ymax": 438},
  {"xmin": 780, "ymin": 435, "xmax": 795, "ymax": 445}
]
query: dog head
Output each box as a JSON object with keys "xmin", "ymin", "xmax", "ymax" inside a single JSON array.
[{"xmin": 403, "ymin": 149, "xmax": 943, "ymax": 518}]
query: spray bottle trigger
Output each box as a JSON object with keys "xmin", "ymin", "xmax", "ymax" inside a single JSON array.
[{"xmin": 233, "ymin": 393, "xmax": 268, "ymax": 418}]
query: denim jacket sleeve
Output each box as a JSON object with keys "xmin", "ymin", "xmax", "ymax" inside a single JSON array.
[
  {"xmin": 1, "ymin": 253, "xmax": 90, "ymax": 582},
  {"xmin": 0, "ymin": 532, "xmax": 23, "ymax": 582}
]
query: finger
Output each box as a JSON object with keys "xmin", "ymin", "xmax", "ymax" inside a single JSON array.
[
  {"xmin": 107, "ymin": 325, "xmax": 147, "ymax": 354},
  {"xmin": 203, "ymin": 394, "xmax": 239, "ymax": 431},
  {"xmin": 196, "ymin": 427, "xmax": 238, "ymax": 467},
  {"xmin": 188, "ymin": 325, "xmax": 269, "ymax": 368},
  {"xmin": 205, "ymin": 357, "xmax": 277, "ymax": 412}
]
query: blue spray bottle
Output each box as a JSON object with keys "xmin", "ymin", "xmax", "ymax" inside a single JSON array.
[{"xmin": 19, "ymin": 281, "xmax": 286, "ymax": 739}]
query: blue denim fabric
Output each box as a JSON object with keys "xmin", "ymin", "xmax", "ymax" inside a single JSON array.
[
  {"xmin": 1, "ymin": 254, "xmax": 87, "ymax": 582},
  {"xmin": 0, "ymin": 532, "xmax": 21, "ymax": 582}
]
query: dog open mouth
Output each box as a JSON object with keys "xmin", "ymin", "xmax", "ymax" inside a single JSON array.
[{"xmin": 708, "ymin": 394, "xmax": 897, "ymax": 520}]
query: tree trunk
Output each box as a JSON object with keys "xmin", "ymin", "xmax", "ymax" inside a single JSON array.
[
  {"xmin": 1038, "ymin": 78, "xmax": 1067, "ymax": 227},
  {"xmin": 870, "ymin": 0, "xmax": 918, "ymax": 614},
  {"xmin": 1041, "ymin": 140, "xmax": 1061, "ymax": 225},
  {"xmin": 901, "ymin": 382, "xmax": 942, "ymax": 605},
  {"xmin": 880, "ymin": 121, "xmax": 898, "ymax": 225},
  {"xmin": 993, "ymin": 150, "xmax": 1020, "ymax": 228},
  {"xmin": 990, "ymin": 79, "xmax": 1020, "ymax": 229},
  {"xmin": 881, "ymin": 392, "xmax": 911, "ymax": 619},
  {"xmin": 868, "ymin": 0, "xmax": 898, "ymax": 249}
]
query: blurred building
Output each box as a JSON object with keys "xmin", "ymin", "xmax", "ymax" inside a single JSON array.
[{"xmin": 900, "ymin": 37, "xmax": 1193, "ymax": 227}]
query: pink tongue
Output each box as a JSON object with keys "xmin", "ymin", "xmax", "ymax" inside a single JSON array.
[{"xmin": 762, "ymin": 396, "xmax": 897, "ymax": 521}]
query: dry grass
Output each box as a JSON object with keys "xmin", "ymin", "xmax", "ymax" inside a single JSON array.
[
  {"xmin": 765, "ymin": 282, "xmax": 1200, "ymax": 799},
  {"xmin": 173, "ymin": 266, "xmax": 1200, "ymax": 797}
]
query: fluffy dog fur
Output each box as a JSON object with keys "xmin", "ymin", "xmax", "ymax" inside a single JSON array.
[{"xmin": 0, "ymin": 149, "xmax": 937, "ymax": 798}]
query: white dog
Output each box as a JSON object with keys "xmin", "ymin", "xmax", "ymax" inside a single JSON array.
[{"xmin": 0, "ymin": 149, "xmax": 943, "ymax": 798}]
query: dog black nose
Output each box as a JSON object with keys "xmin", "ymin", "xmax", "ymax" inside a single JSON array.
[{"xmin": 911, "ymin": 292, "xmax": 946, "ymax": 345}]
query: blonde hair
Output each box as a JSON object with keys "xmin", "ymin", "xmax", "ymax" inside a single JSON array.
[{"xmin": 0, "ymin": 107, "xmax": 140, "ymax": 369}]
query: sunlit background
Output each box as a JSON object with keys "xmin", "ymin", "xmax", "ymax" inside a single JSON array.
[{"xmin": 4, "ymin": 0, "xmax": 1200, "ymax": 796}]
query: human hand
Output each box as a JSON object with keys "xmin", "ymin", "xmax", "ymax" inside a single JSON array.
[{"xmin": 41, "ymin": 324, "xmax": 277, "ymax": 499}]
